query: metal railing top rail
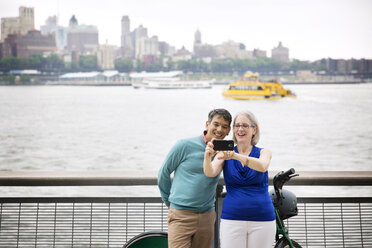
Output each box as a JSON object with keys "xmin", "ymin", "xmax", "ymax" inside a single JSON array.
[
  {"xmin": 0, "ymin": 170, "xmax": 372, "ymax": 186},
  {"xmin": 1, "ymin": 197, "xmax": 371, "ymax": 204}
]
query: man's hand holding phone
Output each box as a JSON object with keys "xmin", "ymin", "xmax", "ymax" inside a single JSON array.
[{"xmin": 204, "ymin": 139, "xmax": 217, "ymax": 158}]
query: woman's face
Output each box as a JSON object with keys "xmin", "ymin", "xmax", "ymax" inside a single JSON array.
[{"xmin": 233, "ymin": 115, "xmax": 256, "ymax": 144}]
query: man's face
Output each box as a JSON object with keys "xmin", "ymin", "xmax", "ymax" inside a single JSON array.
[{"xmin": 205, "ymin": 115, "xmax": 231, "ymax": 142}]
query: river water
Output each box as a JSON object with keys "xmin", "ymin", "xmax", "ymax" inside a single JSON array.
[{"xmin": 0, "ymin": 84, "xmax": 371, "ymax": 197}]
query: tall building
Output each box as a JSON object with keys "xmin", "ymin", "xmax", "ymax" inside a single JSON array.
[
  {"xmin": 133, "ymin": 25, "xmax": 149, "ymax": 59},
  {"xmin": 40, "ymin": 16, "xmax": 57, "ymax": 35},
  {"xmin": 216, "ymin": 40, "xmax": 252, "ymax": 59},
  {"xmin": 193, "ymin": 29, "xmax": 217, "ymax": 58},
  {"xmin": 194, "ymin": 44, "xmax": 217, "ymax": 58},
  {"xmin": 2, "ymin": 30, "xmax": 56, "ymax": 59},
  {"xmin": 194, "ymin": 29, "xmax": 201, "ymax": 45},
  {"xmin": 158, "ymin": 41, "xmax": 175, "ymax": 57},
  {"xmin": 1, "ymin": 6, "xmax": 34, "ymax": 42},
  {"xmin": 359, "ymin": 59, "xmax": 372, "ymax": 73},
  {"xmin": 336, "ymin": 59, "xmax": 352, "ymax": 74},
  {"xmin": 96, "ymin": 43, "xmax": 115, "ymax": 69},
  {"xmin": 121, "ymin": 16, "xmax": 133, "ymax": 59},
  {"xmin": 66, "ymin": 15, "xmax": 99, "ymax": 54},
  {"xmin": 134, "ymin": 25, "xmax": 148, "ymax": 40},
  {"xmin": 193, "ymin": 29, "xmax": 202, "ymax": 55},
  {"xmin": 133, "ymin": 24, "xmax": 148, "ymax": 51},
  {"xmin": 55, "ymin": 27, "xmax": 68, "ymax": 51},
  {"xmin": 317, "ymin": 58, "xmax": 372, "ymax": 74},
  {"xmin": 172, "ymin": 46, "xmax": 192, "ymax": 61},
  {"xmin": 40, "ymin": 15, "xmax": 67, "ymax": 51},
  {"xmin": 1, "ymin": 34, "xmax": 17, "ymax": 57},
  {"xmin": 271, "ymin": 41, "xmax": 289, "ymax": 62},
  {"xmin": 135, "ymin": 35, "xmax": 159, "ymax": 59},
  {"xmin": 253, "ymin": 48, "xmax": 267, "ymax": 58}
]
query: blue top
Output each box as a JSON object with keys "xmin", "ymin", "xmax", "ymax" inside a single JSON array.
[
  {"xmin": 158, "ymin": 136, "xmax": 221, "ymax": 212},
  {"xmin": 221, "ymin": 146, "xmax": 275, "ymax": 221}
]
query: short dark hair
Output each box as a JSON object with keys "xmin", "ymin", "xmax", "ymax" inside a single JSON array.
[{"xmin": 208, "ymin": 108, "xmax": 232, "ymax": 125}]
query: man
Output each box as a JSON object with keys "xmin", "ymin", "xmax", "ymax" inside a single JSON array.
[{"xmin": 158, "ymin": 108, "xmax": 232, "ymax": 248}]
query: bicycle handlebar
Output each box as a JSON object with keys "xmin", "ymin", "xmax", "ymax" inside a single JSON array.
[
  {"xmin": 282, "ymin": 168, "xmax": 296, "ymax": 178},
  {"xmin": 273, "ymin": 168, "xmax": 297, "ymax": 190},
  {"xmin": 273, "ymin": 168, "xmax": 298, "ymax": 204}
]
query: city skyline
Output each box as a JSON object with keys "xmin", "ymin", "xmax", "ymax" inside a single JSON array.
[{"xmin": 1, "ymin": 0, "xmax": 372, "ymax": 61}]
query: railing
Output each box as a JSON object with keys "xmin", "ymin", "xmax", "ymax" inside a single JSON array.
[{"xmin": 0, "ymin": 171, "xmax": 372, "ymax": 248}]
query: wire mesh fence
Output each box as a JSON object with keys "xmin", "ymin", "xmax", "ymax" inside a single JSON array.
[
  {"xmin": 286, "ymin": 200, "xmax": 372, "ymax": 247},
  {"xmin": 0, "ymin": 198, "xmax": 168, "ymax": 248},
  {"xmin": 0, "ymin": 197, "xmax": 371, "ymax": 248}
]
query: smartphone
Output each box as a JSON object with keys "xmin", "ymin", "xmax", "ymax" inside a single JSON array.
[{"xmin": 213, "ymin": 140, "xmax": 234, "ymax": 151}]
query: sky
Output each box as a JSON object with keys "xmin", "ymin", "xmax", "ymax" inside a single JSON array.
[{"xmin": 0, "ymin": 0, "xmax": 371, "ymax": 61}]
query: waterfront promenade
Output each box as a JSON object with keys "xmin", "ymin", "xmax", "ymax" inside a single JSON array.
[{"xmin": 0, "ymin": 170, "xmax": 371, "ymax": 247}]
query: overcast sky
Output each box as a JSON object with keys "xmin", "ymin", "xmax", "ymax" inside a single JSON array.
[{"xmin": 1, "ymin": 0, "xmax": 371, "ymax": 61}]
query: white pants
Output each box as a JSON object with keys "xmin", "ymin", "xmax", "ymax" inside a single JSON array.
[{"xmin": 219, "ymin": 219, "xmax": 276, "ymax": 248}]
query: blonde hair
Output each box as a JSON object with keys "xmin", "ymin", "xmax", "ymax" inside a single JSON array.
[{"xmin": 233, "ymin": 111, "xmax": 260, "ymax": 146}]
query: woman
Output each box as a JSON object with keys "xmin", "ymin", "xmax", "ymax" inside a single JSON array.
[{"xmin": 203, "ymin": 111, "xmax": 276, "ymax": 248}]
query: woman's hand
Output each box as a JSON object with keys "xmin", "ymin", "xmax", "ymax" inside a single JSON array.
[{"xmin": 217, "ymin": 150, "xmax": 235, "ymax": 160}]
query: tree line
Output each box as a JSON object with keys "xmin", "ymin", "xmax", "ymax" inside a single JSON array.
[{"xmin": 0, "ymin": 53, "xmax": 325, "ymax": 74}]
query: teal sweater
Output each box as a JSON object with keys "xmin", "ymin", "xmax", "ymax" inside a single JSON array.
[{"xmin": 158, "ymin": 136, "xmax": 220, "ymax": 212}]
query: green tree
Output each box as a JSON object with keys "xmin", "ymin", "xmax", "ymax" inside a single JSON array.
[
  {"xmin": 189, "ymin": 60, "xmax": 209, "ymax": 73},
  {"xmin": 135, "ymin": 59, "xmax": 144, "ymax": 72},
  {"xmin": 65, "ymin": 61, "xmax": 79, "ymax": 72},
  {"xmin": 313, "ymin": 62, "xmax": 327, "ymax": 71},
  {"xmin": 3, "ymin": 74, "xmax": 16, "ymax": 84},
  {"xmin": 20, "ymin": 74, "xmax": 31, "ymax": 84},
  {"xmin": 177, "ymin": 60, "xmax": 198, "ymax": 72},
  {"xmin": 27, "ymin": 54, "xmax": 43, "ymax": 69},
  {"xmin": 79, "ymin": 55, "xmax": 98, "ymax": 71},
  {"xmin": 115, "ymin": 59, "xmax": 133, "ymax": 72},
  {"xmin": 0, "ymin": 57, "xmax": 26, "ymax": 72},
  {"xmin": 166, "ymin": 60, "xmax": 175, "ymax": 71},
  {"xmin": 144, "ymin": 62, "xmax": 163, "ymax": 72},
  {"xmin": 42, "ymin": 54, "xmax": 65, "ymax": 72},
  {"xmin": 197, "ymin": 60, "xmax": 210, "ymax": 73},
  {"xmin": 290, "ymin": 59, "xmax": 312, "ymax": 71},
  {"xmin": 231, "ymin": 59, "xmax": 253, "ymax": 74},
  {"xmin": 254, "ymin": 57, "xmax": 284, "ymax": 72},
  {"xmin": 210, "ymin": 60, "xmax": 233, "ymax": 73}
]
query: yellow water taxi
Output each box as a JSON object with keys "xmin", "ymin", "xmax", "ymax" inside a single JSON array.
[
  {"xmin": 263, "ymin": 80, "xmax": 296, "ymax": 98},
  {"xmin": 222, "ymin": 73, "xmax": 295, "ymax": 100}
]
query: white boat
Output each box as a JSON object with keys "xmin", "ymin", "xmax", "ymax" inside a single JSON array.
[
  {"xmin": 139, "ymin": 77, "xmax": 212, "ymax": 89},
  {"xmin": 130, "ymin": 71, "xmax": 212, "ymax": 89}
]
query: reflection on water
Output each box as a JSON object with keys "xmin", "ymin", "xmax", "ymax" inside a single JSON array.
[{"xmin": 0, "ymin": 84, "xmax": 371, "ymax": 196}]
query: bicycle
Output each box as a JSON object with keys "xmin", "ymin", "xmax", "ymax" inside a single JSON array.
[
  {"xmin": 270, "ymin": 168, "xmax": 302, "ymax": 248},
  {"xmin": 123, "ymin": 231, "xmax": 168, "ymax": 248}
]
